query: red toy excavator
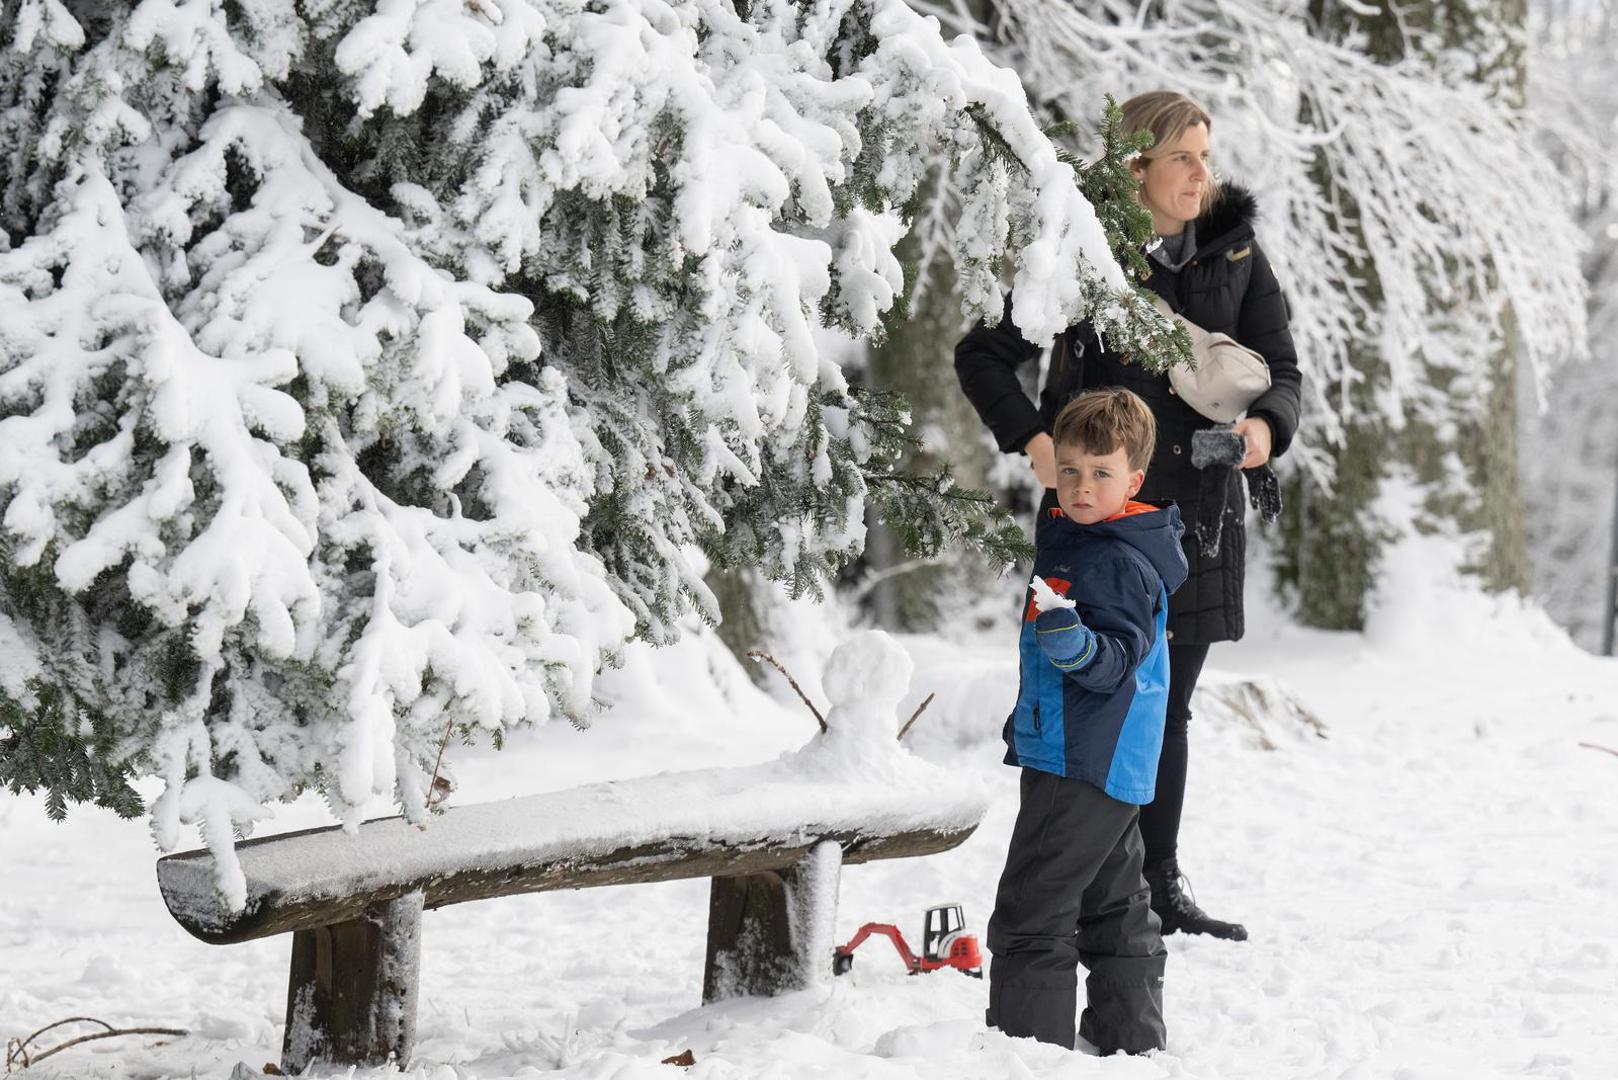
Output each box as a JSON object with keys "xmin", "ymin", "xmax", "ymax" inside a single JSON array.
[{"xmin": 832, "ymin": 903, "xmax": 983, "ymax": 978}]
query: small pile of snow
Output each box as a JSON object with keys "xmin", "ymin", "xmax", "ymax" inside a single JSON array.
[
  {"xmin": 782, "ymin": 632, "xmax": 977, "ymax": 794},
  {"xmin": 1194, "ymin": 671, "xmax": 1328, "ymax": 752},
  {"xmin": 817, "ymin": 629, "xmax": 915, "ymax": 745}
]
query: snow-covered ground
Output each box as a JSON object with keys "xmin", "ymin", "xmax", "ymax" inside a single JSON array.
[{"xmin": 4, "ymin": 549, "xmax": 1618, "ymax": 1079}]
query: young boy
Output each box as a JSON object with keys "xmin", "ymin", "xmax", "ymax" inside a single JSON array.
[{"xmin": 986, "ymin": 387, "xmax": 1189, "ymax": 1055}]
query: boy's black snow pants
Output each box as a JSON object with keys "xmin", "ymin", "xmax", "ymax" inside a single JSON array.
[{"xmin": 986, "ymin": 768, "xmax": 1167, "ymax": 1054}]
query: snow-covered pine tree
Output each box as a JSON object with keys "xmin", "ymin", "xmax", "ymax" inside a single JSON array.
[{"xmin": 0, "ymin": 0, "xmax": 1176, "ymax": 905}]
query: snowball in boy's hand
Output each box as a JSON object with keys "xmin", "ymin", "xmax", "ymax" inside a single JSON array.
[{"xmin": 1030, "ymin": 575, "xmax": 1077, "ymax": 613}]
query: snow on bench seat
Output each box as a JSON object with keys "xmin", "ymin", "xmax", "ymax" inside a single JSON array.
[{"xmin": 157, "ymin": 744, "xmax": 988, "ymax": 944}]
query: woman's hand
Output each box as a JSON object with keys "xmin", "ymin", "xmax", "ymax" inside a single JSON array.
[
  {"xmin": 1024, "ymin": 432, "xmax": 1058, "ymax": 488},
  {"xmin": 1233, "ymin": 416, "xmax": 1273, "ymax": 469}
]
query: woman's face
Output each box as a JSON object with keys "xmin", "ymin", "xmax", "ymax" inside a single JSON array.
[{"xmin": 1132, "ymin": 122, "xmax": 1211, "ymax": 231}]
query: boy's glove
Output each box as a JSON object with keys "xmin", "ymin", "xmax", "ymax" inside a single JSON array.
[{"xmin": 1034, "ymin": 606, "xmax": 1098, "ymax": 672}]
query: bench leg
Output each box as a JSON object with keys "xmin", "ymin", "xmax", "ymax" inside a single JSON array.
[
  {"xmin": 703, "ymin": 840, "xmax": 843, "ymax": 1003},
  {"xmin": 282, "ymin": 891, "xmax": 423, "ymax": 1074}
]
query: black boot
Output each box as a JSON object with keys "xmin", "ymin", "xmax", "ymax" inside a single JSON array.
[{"xmin": 1144, "ymin": 859, "xmax": 1248, "ymax": 941}]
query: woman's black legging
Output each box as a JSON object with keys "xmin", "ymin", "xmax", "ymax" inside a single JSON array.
[{"xmin": 1138, "ymin": 641, "xmax": 1211, "ymax": 869}]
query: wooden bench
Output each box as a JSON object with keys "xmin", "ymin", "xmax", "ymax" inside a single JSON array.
[{"xmin": 157, "ymin": 757, "xmax": 986, "ymax": 1073}]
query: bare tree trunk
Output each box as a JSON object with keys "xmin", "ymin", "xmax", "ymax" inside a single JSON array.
[
  {"xmin": 861, "ymin": 175, "xmax": 998, "ymax": 631},
  {"xmin": 709, "ymin": 565, "xmax": 773, "ymax": 683}
]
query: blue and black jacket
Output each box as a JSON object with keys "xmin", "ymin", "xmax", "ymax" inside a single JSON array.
[{"xmin": 1005, "ymin": 501, "xmax": 1189, "ymax": 804}]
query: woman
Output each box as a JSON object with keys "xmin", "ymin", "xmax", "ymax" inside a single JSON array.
[{"xmin": 955, "ymin": 91, "xmax": 1302, "ymax": 941}]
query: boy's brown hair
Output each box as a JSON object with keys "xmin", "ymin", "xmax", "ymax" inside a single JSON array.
[{"xmin": 1051, "ymin": 388, "xmax": 1157, "ymax": 473}]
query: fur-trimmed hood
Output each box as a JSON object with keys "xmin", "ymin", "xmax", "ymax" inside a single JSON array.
[{"xmin": 1193, "ymin": 181, "xmax": 1260, "ymax": 257}]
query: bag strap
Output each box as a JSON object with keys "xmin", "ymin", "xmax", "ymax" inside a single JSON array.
[{"xmin": 1152, "ymin": 291, "xmax": 1202, "ymax": 332}]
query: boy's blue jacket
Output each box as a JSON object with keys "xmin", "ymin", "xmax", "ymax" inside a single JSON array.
[{"xmin": 1005, "ymin": 500, "xmax": 1189, "ymax": 804}]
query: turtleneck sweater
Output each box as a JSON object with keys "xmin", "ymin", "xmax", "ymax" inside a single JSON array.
[{"xmin": 1148, "ymin": 222, "xmax": 1197, "ymax": 272}]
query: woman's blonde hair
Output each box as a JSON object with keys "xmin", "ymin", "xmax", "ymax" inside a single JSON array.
[{"xmin": 1120, "ymin": 91, "xmax": 1219, "ymax": 218}]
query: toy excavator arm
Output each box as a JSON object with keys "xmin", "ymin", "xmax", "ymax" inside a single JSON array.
[{"xmin": 834, "ymin": 923, "xmax": 919, "ymax": 974}]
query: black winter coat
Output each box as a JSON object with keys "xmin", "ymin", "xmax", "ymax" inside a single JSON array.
[{"xmin": 954, "ymin": 183, "xmax": 1303, "ymax": 644}]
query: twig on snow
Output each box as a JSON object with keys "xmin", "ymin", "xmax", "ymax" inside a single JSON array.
[
  {"xmin": 6, "ymin": 1017, "xmax": 188, "ymax": 1071},
  {"xmin": 1578, "ymin": 741, "xmax": 1618, "ymax": 759},
  {"xmin": 7, "ymin": 1016, "xmax": 110, "ymax": 1071},
  {"xmin": 745, "ymin": 650, "xmax": 828, "ymax": 733},
  {"xmin": 897, "ymin": 693, "xmax": 936, "ymax": 741}
]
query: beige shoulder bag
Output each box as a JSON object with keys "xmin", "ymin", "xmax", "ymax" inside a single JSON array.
[{"xmin": 1152, "ymin": 296, "xmax": 1270, "ymax": 424}]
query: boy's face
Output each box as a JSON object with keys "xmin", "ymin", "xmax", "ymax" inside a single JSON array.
[{"xmin": 1055, "ymin": 442, "xmax": 1145, "ymax": 525}]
